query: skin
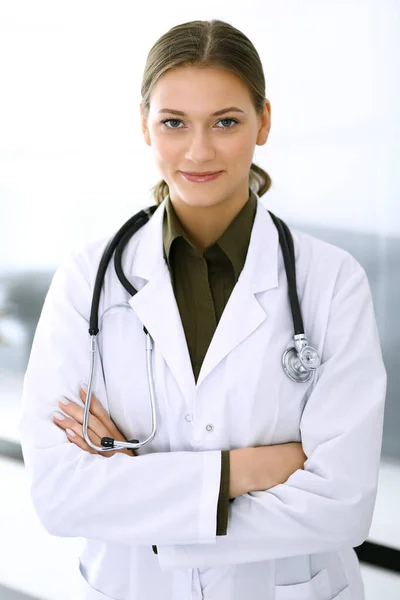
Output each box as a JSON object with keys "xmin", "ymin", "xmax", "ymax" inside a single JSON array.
[
  {"xmin": 140, "ymin": 64, "xmax": 271, "ymax": 254},
  {"xmin": 53, "ymin": 388, "xmax": 305, "ymax": 493},
  {"xmin": 53, "ymin": 388, "xmax": 135, "ymax": 457},
  {"xmin": 53, "ymin": 67, "xmax": 304, "ymax": 486},
  {"xmin": 53, "ymin": 67, "xmax": 267, "ymax": 453}
]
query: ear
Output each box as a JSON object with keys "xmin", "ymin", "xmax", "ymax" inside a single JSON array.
[
  {"xmin": 256, "ymin": 99, "xmax": 271, "ymax": 146},
  {"xmin": 140, "ymin": 103, "xmax": 151, "ymax": 146}
]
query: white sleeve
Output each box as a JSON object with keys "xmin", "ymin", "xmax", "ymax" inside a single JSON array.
[
  {"xmin": 156, "ymin": 259, "xmax": 387, "ymax": 570},
  {"xmin": 19, "ymin": 245, "xmax": 222, "ymax": 546}
]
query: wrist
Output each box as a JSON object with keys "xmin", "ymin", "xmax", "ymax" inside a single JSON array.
[
  {"xmin": 249, "ymin": 446, "xmax": 276, "ymax": 492},
  {"xmin": 229, "ymin": 447, "xmax": 259, "ymax": 498}
]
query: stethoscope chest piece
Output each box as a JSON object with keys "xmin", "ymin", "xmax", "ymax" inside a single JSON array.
[
  {"xmin": 84, "ymin": 205, "xmax": 323, "ymax": 452},
  {"xmin": 282, "ymin": 340, "xmax": 321, "ymax": 383}
]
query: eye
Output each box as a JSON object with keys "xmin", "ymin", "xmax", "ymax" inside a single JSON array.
[
  {"xmin": 160, "ymin": 118, "xmax": 239, "ymax": 130},
  {"xmin": 160, "ymin": 119, "xmax": 184, "ymax": 129},
  {"xmin": 215, "ymin": 118, "xmax": 239, "ymax": 129}
]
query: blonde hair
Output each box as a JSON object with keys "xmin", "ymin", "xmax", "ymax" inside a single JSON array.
[{"xmin": 141, "ymin": 19, "xmax": 272, "ymax": 205}]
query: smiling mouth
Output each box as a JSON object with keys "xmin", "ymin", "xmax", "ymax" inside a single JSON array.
[{"xmin": 181, "ymin": 171, "xmax": 222, "ymax": 176}]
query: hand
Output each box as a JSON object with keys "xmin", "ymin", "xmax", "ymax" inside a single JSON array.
[
  {"xmin": 53, "ymin": 386, "xmax": 136, "ymax": 457},
  {"xmin": 252, "ymin": 442, "xmax": 307, "ymax": 492},
  {"xmin": 229, "ymin": 443, "xmax": 307, "ymax": 498},
  {"xmin": 229, "ymin": 447, "xmax": 260, "ymax": 498}
]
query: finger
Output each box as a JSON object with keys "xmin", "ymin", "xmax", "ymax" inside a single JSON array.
[
  {"xmin": 65, "ymin": 426, "xmax": 129, "ymax": 458},
  {"xmin": 54, "ymin": 410, "xmax": 130, "ymax": 458},
  {"xmin": 58, "ymin": 396, "xmax": 111, "ymax": 442},
  {"xmin": 53, "ymin": 410, "xmax": 103, "ymax": 448},
  {"xmin": 66, "ymin": 428, "xmax": 99, "ymax": 454},
  {"xmin": 54, "ymin": 412, "xmax": 99, "ymax": 454},
  {"xmin": 53, "ymin": 411, "xmax": 101, "ymax": 446},
  {"xmin": 79, "ymin": 387, "xmax": 125, "ymax": 440}
]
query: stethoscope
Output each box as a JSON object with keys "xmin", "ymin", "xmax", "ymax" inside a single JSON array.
[{"xmin": 82, "ymin": 201, "xmax": 321, "ymax": 453}]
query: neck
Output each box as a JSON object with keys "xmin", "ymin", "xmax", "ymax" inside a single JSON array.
[{"xmin": 169, "ymin": 185, "xmax": 251, "ymax": 254}]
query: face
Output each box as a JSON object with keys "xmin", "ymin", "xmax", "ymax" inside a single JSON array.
[{"xmin": 140, "ymin": 65, "xmax": 271, "ymax": 210}]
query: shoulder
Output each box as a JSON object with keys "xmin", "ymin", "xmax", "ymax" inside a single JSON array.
[
  {"xmin": 57, "ymin": 223, "xmax": 147, "ymax": 288},
  {"xmin": 289, "ymin": 225, "xmax": 367, "ymax": 292},
  {"xmin": 283, "ymin": 226, "xmax": 376, "ymax": 361}
]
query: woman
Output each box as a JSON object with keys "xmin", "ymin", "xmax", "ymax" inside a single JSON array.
[{"xmin": 19, "ymin": 19, "xmax": 386, "ymax": 600}]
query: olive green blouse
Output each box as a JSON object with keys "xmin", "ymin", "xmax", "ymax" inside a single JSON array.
[{"xmin": 151, "ymin": 188, "xmax": 257, "ymax": 555}]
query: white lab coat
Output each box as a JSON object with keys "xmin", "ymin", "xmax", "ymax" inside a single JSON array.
[{"xmin": 19, "ymin": 195, "xmax": 387, "ymax": 600}]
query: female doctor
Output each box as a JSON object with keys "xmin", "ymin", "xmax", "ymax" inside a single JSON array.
[{"xmin": 19, "ymin": 18, "xmax": 387, "ymax": 600}]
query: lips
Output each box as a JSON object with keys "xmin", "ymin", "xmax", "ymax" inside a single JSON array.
[
  {"xmin": 180, "ymin": 171, "xmax": 223, "ymax": 183},
  {"xmin": 181, "ymin": 171, "xmax": 222, "ymax": 176}
]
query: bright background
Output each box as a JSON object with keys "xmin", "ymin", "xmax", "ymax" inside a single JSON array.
[{"xmin": 0, "ymin": 1, "xmax": 399, "ymax": 598}]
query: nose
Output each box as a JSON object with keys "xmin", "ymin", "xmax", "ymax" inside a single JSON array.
[{"xmin": 184, "ymin": 129, "xmax": 216, "ymax": 163}]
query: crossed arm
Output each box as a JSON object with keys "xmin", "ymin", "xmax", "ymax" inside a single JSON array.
[
  {"xmin": 24, "ymin": 246, "xmax": 386, "ymax": 560},
  {"xmin": 53, "ymin": 385, "xmax": 307, "ymax": 496}
]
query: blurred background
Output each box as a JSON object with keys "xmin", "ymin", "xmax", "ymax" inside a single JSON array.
[{"xmin": 0, "ymin": 1, "xmax": 399, "ymax": 598}]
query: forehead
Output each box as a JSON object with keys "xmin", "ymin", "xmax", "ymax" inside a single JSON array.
[{"xmin": 149, "ymin": 65, "xmax": 253, "ymax": 114}]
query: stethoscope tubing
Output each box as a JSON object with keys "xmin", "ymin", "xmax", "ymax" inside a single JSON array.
[
  {"xmin": 82, "ymin": 204, "xmax": 320, "ymax": 452},
  {"xmin": 83, "ymin": 303, "xmax": 158, "ymax": 453},
  {"xmin": 268, "ymin": 212, "xmax": 304, "ymax": 336}
]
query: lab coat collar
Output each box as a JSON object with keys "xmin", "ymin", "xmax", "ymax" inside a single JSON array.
[{"xmin": 127, "ymin": 193, "xmax": 279, "ymax": 394}]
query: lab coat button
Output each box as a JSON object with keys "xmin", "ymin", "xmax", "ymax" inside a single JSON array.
[
  {"xmin": 185, "ymin": 413, "xmax": 193, "ymax": 422},
  {"xmin": 205, "ymin": 424, "xmax": 214, "ymax": 432}
]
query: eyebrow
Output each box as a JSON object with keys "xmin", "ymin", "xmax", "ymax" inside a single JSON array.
[{"xmin": 157, "ymin": 106, "xmax": 245, "ymax": 117}]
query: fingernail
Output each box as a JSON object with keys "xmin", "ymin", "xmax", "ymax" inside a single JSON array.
[
  {"xmin": 66, "ymin": 428, "xmax": 76, "ymax": 437},
  {"xmin": 59, "ymin": 396, "xmax": 70, "ymax": 406},
  {"xmin": 54, "ymin": 412, "xmax": 65, "ymax": 420},
  {"xmin": 80, "ymin": 382, "xmax": 88, "ymax": 393}
]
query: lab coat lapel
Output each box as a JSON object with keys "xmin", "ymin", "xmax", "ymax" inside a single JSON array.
[
  {"xmin": 196, "ymin": 198, "xmax": 279, "ymax": 386},
  {"xmin": 126, "ymin": 195, "xmax": 279, "ymax": 399},
  {"xmin": 127, "ymin": 200, "xmax": 196, "ymax": 402}
]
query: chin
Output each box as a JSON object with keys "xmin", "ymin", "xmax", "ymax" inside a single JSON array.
[{"xmin": 175, "ymin": 189, "xmax": 229, "ymax": 209}]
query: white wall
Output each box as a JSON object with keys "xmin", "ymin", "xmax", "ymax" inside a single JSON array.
[
  {"xmin": 0, "ymin": 2, "xmax": 399, "ymax": 598},
  {"xmin": 0, "ymin": 0, "xmax": 398, "ymax": 270}
]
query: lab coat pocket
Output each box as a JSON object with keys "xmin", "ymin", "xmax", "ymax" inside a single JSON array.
[
  {"xmin": 275, "ymin": 568, "xmax": 332, "ymax": 600},
  {"xmin": 74, "ymin": 561, "xmax": 122, "ymax": 600}
]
